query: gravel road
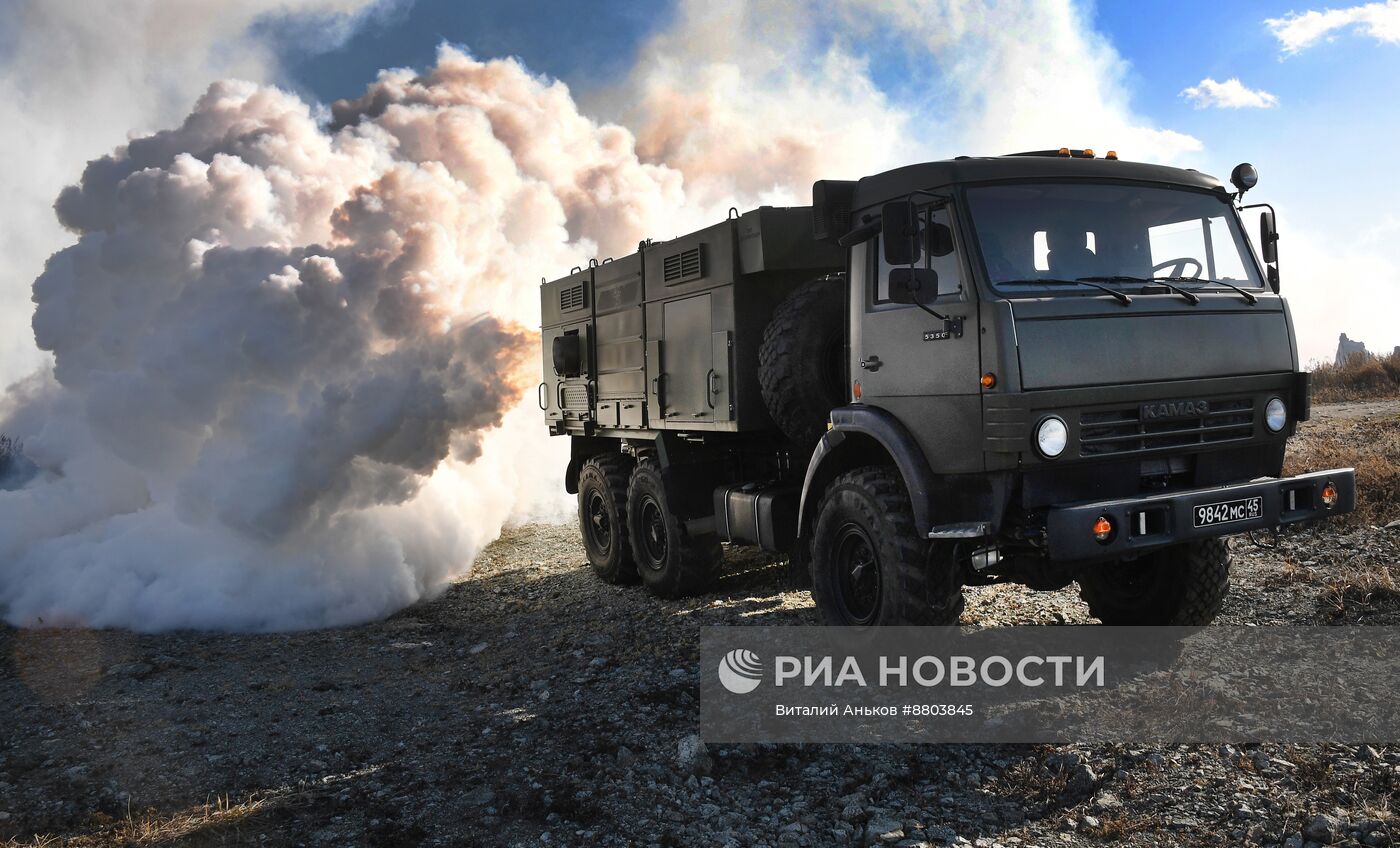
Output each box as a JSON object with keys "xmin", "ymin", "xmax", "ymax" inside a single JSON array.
[{"xmin": 3, "ymin": 403, "xmax": 1399, "ymax": 847}]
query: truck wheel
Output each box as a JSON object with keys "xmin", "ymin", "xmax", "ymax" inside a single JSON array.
[
  {"xmin": 626, "ymin": 458, "xmax": 722, "ymax": 599},
  {"xmin": 758, "ymin": 276, "xmax": 846, "ymax": 449},
  {"xmin": 577, "ymin": 454, "xmax": 638, "ymax": 584},
  {"xmin": 810, "ymin": 467, "xmax": 964, "ymax": 626},
  {"xmin": 1077, "ymin": 538, "xmax": 1231, "ymax": 625}
]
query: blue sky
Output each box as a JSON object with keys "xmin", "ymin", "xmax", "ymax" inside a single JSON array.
[
  {"xmin": 264, "ymin": 0, "xmax": 1400, "ymax": 362},
  {"xmin": 279, "ymin": 1, "xmax": 1400, "ymax": 146}
]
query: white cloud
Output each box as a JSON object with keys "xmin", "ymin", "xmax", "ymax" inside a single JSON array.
[
  {"xmin": 1181, "ymin": 77, "xmax": 1280, "ymax": 109},
  {"xmin": 1266, "ymin": 0, "xmax": 1400, "ymax": 54}
]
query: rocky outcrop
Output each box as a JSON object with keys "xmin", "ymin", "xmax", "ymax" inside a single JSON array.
[{"xmin": 1336, "ymin": 333, "xmax": 1370, "ymax": 366}]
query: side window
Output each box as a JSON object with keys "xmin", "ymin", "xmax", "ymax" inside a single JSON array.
[
  {"xmin": 1207, "ymin": 215, "xmax": 1251, "ymax": 282},
  {"xmin": 875, "ymin": 207, "xmax": 963, "ymax": 304}
]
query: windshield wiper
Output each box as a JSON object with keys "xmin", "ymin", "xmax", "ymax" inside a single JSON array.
[
  {"xmin": 1080, "ymin": 275, "xmax": 1199, "ymax": 305},
  {"xmin": 998, "ymin": 278, "xmax": 1132, "ymax": 306},
  {"xmin": 1154, "ymin": 275, "xmax": 1258, "ymax": 305}
]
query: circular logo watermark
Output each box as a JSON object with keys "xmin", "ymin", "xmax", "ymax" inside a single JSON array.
[{"xmin": 717, "ymin": 648, "xmax": 763, "ymax": 694}]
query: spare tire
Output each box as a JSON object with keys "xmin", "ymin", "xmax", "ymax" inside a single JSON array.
[{"xmin": 758, "ymin": 275, "xmax": 846, "ymax": 448}]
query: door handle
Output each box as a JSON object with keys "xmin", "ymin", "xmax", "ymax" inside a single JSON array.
[{"xmin": 859, "ymin": 355, "xmax": 882, "ymax": 372}]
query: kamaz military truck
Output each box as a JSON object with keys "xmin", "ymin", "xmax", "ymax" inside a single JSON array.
[{"xmin": 538, "ymin": 149, "xmax": 1356, "ymax": 626}]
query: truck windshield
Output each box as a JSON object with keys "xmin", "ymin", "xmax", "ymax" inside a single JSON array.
[{"xmin": 965, "ymin": 182, "xmax": 1264, "ymax": 295}]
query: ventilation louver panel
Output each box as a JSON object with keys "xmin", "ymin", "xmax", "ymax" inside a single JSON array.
[
  {"xmin": 560, "ymin": 284, "xmax": 586, "ymax": 311},
  {"xmin": 662, "ymin": 246, "xmax": 704, "ymax": 284}
]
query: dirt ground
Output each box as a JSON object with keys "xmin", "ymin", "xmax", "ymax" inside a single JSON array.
[{"xmin": 3, "ymin": 403, "xmax": 1399, "ymax": 847}]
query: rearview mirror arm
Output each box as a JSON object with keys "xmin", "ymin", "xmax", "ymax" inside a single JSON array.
[{"xmin": 912, "ymin": 299, "xmax": 948, "ymax": 321}]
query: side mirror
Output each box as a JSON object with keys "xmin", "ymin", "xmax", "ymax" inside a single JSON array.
[
  {"xmin": 1259, "ymin": 209, "xmax": 1278, "ymax": 265},
  {"xmin": 887, "ymin": 267, "xmax": 939, "ymax": 305},
  {"xmin": 1259, "ymin": 208, "xmax": 1280, "ymax": 293},
  {"xmin": 881, "ymin": 200, "xmax": 920, "ymax": 266},
  {"xmin": 552, "ymin": 332, "xmax": 582, "ymax": 377}
]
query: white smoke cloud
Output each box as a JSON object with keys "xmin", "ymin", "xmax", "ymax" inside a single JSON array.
[
  {"xmin": 0, "ymin": 53, "xmax": 684, "ymax": 631},
  {"xmin": 615, "ymin": 0, "xmax": 921, "ymax": 212},
  {"xmin": 828, "ymin": 0, "xmax": 1202, "ymax": 163},
  {"xmin": 0, "ymin": 0, "xmax": 394, "ymax": 386}
]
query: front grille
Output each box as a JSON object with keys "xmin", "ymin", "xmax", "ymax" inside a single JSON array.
[{"xmin": 1079, "ymin": 398, "xmax": 1255, "ymax": 456}]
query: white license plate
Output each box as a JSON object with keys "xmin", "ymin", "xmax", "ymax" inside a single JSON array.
[{"xmin": 1193, "ymin": 496, "xmax": 1263, "ymax": 528}]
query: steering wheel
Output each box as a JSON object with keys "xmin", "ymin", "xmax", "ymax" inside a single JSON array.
[{"xmin": 1152, "ymin": 257, "xmax": 1203, "ymax": 279}]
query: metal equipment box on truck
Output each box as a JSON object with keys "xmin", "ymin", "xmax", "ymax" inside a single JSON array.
[
  {"xmin": 539, "ymin": 150, "xmax": 1357, "ymax": 626},
  {"xmin": 541, "ymin": 207, "xmax": 842, "ymax": 436}
]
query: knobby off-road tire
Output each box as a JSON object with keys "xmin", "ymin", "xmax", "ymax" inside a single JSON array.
[
  {"xmin": 627, "ymin": 458, "xmax": 722, "ymax": 599},
  {"xmin": 577, "ymin": 454, "xmax": 638, "ymax": 584},
  {"xmin": 810, "ymin": 466, "xmax": 964, "ymax": 626},
  {"xmin": 1077, "ymin": 538, "xmax": 1231, "ymax": 625},
  {"xmin": 758, "ymin": 276, "xmax": 846, "ymax": 450}
]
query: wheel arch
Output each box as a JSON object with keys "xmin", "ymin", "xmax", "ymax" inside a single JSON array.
[{"xmin": 796, "ymin": 406, "xmax": 938, "ymax": 542}]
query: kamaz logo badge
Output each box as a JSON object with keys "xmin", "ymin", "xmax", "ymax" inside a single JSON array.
[{"xmin": 1140, "ymin": 399, "xmax": 1210, "ymax": 420}]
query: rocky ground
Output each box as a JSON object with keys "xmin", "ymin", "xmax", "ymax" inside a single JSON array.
[{"xmin": 3, "ymin": 403, "xmax": 1399, "ymax": 847}]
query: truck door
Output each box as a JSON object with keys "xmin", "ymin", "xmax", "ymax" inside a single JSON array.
[{"xmin": 849, "ymin": 204, "xmax": 983, "ymax": 472}]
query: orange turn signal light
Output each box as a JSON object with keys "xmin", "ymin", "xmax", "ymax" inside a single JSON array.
[
  {"xmin": 1321, "ymin": 482, "xmax": 1338, "ymax": 508},
  {"xmin": 852, "ymin": 380, "xmax": 862, "ymax": 400},
  {"xmin": 1092, "ymin": 515, "xmax": 1114, "ymax": 542},
  {"xmin": 980, "ymin": 372, "xmax": 997, "ymax": 389}
]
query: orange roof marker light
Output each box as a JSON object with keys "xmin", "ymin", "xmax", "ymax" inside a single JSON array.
[
  {"xmin": 1082, "ymin": 149, "xmax": 1095, "ymax": 158},
  {"xmin": 1106, "ymin": 150, "xmax": 1119, "ymax": 160},
  {"xmin": 1058, "ymin": 147, "xmax": 1071, "ymax": 157}
]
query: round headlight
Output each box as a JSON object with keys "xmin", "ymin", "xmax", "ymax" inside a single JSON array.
[
  {"xmin": 1035, "ymin": 416, "xmax": 1068, "ymax": 458},
  {"xmin": 1265, "ymin": 397, "xmax": 1287, "ymax": 432}
]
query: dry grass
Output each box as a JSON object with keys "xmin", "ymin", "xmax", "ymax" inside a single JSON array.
[
  {"xmin": 1283, "ymin": 410, "xmax": 1400, "ymax": 619},
  {"xmin": 1309, "ymin": 351, "xmax": 1400, "ymax": 404},
  {"xmin": 3, "ymin": 768, "xmax": 378, "ymax": 848},
  {"xmin": 1321, "ymin": 563, "xmax": 1400, "ymax": 621},
  {"xmin": 4, "ymin": 795, "xmax": 274, "ymax": 848},
  {"xmin": 1284, "ymin": 414, "xmax": 1400, "ymax": 526}
]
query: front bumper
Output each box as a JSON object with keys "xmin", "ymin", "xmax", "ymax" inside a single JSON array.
[{"xmin": 1044, "ymin": 467, "xmax": 1356, "ymax": 561}]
